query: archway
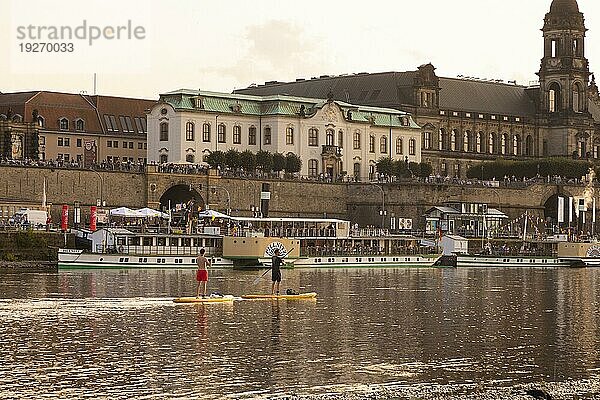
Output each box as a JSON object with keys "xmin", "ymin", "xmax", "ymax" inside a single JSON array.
[{"xmin": 159, "ymin": 184, "xmax": 205, "ymax": 227}]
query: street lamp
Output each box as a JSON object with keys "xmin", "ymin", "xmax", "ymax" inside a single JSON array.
[
  {"xmin": 90, "ymin": 168, "xmax": 104, "ymax": 207},
  {"xmin": 370, "ymin": 182, "xmax": 385, "ymax": 228}
]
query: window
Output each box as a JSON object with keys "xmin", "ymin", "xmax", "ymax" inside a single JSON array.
[
  {"xmin": 353, "ymin": 163, "xmax": 361, "ymax": 181},
  {"xmin": 186, "ymin": 122, "xmax": 195, "ymax": 141},
  {"xmin": 104, "ymin": 115, "xmax": 117, "ymax": 132},
  {"xmin": 264, "ymin": 127, "xmax": 271, "ymax": 145},
  {"xmin": 489, "ymin": 133, "xmax": 495, "ymax": 154},
  {"xmin": 37, "ymin": 116, "xmax": 45, "ymax": 127},
  {"xmin": 119, "ymin": 116, "xmax": 134, "ymax": 132},
  {"xmin": 39, "ymin": 136, "xmax": 45, "ymax": 145},
  {"xmin": 439, "ymin": 129, "xmax": 447, "ymax": 150},
  {"xmin": 353, "ymin": 131, "xmax": 361, "ymax": 150},
  {"xmin": 379, "ymin": 136, "xmax": 387, "ymax": 153},
  {"xmin": 129, "ymin": 142, "xmax": 133, "ymax": 149},
  {"xmin": 107, "ymin": 141, "xmax": 112, "ymax": 148},
  {"xmin": 450, "ymin": 130, "xmax": 457, "ymax": 151},
  {"xmin": 202, "ymin": 123, "xmax": 210, "ymax": 142},
  {"xmin": 59, "ymin": 118, "xmax": 69, "ymax": 130},
  {"xmin": 159, "ymin": 154, "xmax": 168, "ymax": 163},
  {"xmin": 548, "ymin": 82, "xmax": 561, "ymax": 113},
  {"xmin": 308, "ymin": 159, "xmax": 318, "ymax": 177},
  {"xmin": 138, "ymin": 142, "xmax": 143, "ymax": 149},
  {"xmin": 75, "ymin": 119, "xmax": 85, "ymax": 131},
  {"xmin": 123, "ymin": 141, "xmax": 128, "ymax": 148},
  {"xmin": 134, "ymin": 117, "xmax": 147, "ymax": 133},
  {"xmin": 573, "ymin": 83, "xmax": 582, "ymax": 112},
  {"xmin": 396, "ymin": 138, "xmax": 403, "ymax": 155},
  {"xmin": 551, "ymin": 39, "xmax": 558, "ymax": 57},
  {"xmin": 525, "ymin": 135, "xmax": 533, "ymax": 156},
  {"xmin": 409, "ymin": 138, "xmax": 416, "ymax": 155},
  {"xmin": 463, "ymin": 131, "xmax": 469, "ymax": 152},
  {"xmin": 218, "ymin": 124, "xmax": 226, "ymax": 143},
  {"xmin": 338, "ymin": 130, "xmax": 343, "ymax": 148},
  {"xmin": 159, "ymin": 122, "xmax": 168, "ymax": 141},
  {"xmin": 308, "ymin": 128, "xmax": 319, "ymax": 146},
  {"xmin": 64, "ymin": 138, "xmax": 70, "ymax": 147},
  {"xmin": 186, "ymin": 154, "xmax": 195, "ymax": 163},
  {"xmin": 423, "ymin": 132, "xmax": 431, "ymax": 149},
  {"xmin": 476, "ymin": 132, "xmax": 483, "ymax": 153},
  {"xmin": 248, "ymin": 126, "xmax": 257, "ymax": 145},
  {"xmin": 124, "ymin": 116, "xmax": 134, "ymax": 132},
  {"xmin": 369, "ymin": 135, "xmax": 375, "ymax": 153},
  {"xmin": 513, "ymin": 135, "xmax": 521, "ymax": 156},
  {"xmin": 326, "ymin": 129, "xmax": 334, "ymax": 146},
  {"xmin": 77, "ymin": 138, "xmax": 82, "ymax": 147},
  {"xmin": 113, "ymin": 141, "xmax": 118, "ymax": 148},
  {"xmin": 233, "ymin": 125, "xmax": 241, "ymax": 144},
  {"xmin": 500, "ymin": 134, "xmax": 507, "ymax": 155},
  {"xmin": 57, "ymin": 138, "xmax": 63, "ymax": 147},
  {"xmin": 286, "ymin": 127, "xmax": 294, "ymax": 145}
]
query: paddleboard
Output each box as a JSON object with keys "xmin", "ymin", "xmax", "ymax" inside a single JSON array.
[
  {"xmin": 173, "ymin": 295, "xmax": 235, "ymax": 304},
  {"xmin": 241, "ymin": 292, "xmax": 317, "ymax": 300}
]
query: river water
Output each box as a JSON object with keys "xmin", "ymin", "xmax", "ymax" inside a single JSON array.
[{"xmin": 1, "ymin": 267, "xmax": 600, "ymax": 399}]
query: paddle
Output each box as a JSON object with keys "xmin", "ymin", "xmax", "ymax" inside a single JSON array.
[{"xmin": 252, "ymin": 247, "xmax": 294, "ymax": 285}]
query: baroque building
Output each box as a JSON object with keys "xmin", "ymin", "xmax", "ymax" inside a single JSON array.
[
  {"xmin": 147, "ymin": 90, "xmax": 421, "ymax": 180},
  {"xmin": 235, "ymin": 0, "xmax": 600, "ymax": 178}
]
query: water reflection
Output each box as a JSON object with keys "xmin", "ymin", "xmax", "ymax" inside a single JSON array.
[{"xmin": 0, "ymin": 268, "xmax": 600, "ymax": 398}]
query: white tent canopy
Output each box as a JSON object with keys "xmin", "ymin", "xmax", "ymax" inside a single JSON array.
[
  {"xmin": 197, "ymin": 209, "xmax": 230, "ymax": 219},
  {"xmin": 109, "ymin": 207, "xmax": 141, "ymax": 218},
  {"xmin": 135, "ymin": 207, "xmax": 169, "ymax": 219}
]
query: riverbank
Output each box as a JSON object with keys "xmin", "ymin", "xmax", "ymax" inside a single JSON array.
[{"xmin": 0, "ymin": 260, "xmax": 57, "ymax": 273}]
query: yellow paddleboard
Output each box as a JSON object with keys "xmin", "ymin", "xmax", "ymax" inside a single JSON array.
[
  {"xmin": 173, "ymin": 295, "xmax": 235, "ymax": 304},
  {"xmin": 241, "ymin": 292, "xmax": 317, "ymax": 300}
]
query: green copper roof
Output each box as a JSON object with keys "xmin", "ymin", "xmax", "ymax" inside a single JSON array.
[{"xmin": 159, "ymin": 89, "xmax": 420, "ymax": 128}]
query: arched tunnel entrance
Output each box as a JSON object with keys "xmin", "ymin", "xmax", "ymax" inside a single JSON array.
[{"xmin": 159, "ymin": 185, "xmax": 205, "ymax": 227}]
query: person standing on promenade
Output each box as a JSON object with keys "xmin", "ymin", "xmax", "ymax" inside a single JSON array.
[
  {"xmin": 271, "ymin": 248, "xmax": 283, "ymax": 295},
  {"xmin": 196, "ymin": 248, "xmax": 211, "ymax": 298}
]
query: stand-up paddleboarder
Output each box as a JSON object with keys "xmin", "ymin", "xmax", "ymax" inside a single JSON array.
[{"xmin": 196, "ymin": 248, "xmax": 211, "ymax": 298}]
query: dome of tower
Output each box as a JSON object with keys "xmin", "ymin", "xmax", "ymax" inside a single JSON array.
[{"xmin": 549, "ymin": 0, "xmax": 580, "ymax": 14}]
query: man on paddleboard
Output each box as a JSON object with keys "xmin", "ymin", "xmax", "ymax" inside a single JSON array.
[
  {"xmin": 271, "ymin": 248, "xmax": 283, "ymax": 295},
  {"xmin": 196, "ymin": 248, "xmax": 211, "ymax": 297}
]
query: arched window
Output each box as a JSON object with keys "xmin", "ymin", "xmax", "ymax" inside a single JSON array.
[
  {"xmin": 218, "ymin": 124, "xmax": 226, "ymax": 143},
  {"xmin": 573, "ymin": 83, "xmax": 582, "ymax": 112},
  {"xmin": 463, "ymin": 131, "xmax": 469, "ymax": 152},
  {"xmin": 396, "ymin": 138, "xmax": 403, "ymax": 155},
  {"xmin": 513, "ymin": 135, "xmax": 521, "ymax": 155},
  {"xmin": 202, "ymin": 123, "xmax": 210, "ymax": 142},
  {"xmin": 353, "ymin": 131, "xmax": 361, "ymax": 149},
  {"xmin": 248, "ymin": 126, "xmax": 257, "ymax": 145},
  {"xmin": 185, "ymin": 122, "xmax": 195, "ymax": 141},
  {"xmin": 439, "ymin": 128, "xmax": 446, "ymax": 150},
  {"xmin": 500, "ymin": 133, "xmax": 507, "ymax": 155},
  {"xmin": 476, "ymin": 132, "xmax": 483, "ymax": 153},
  {"xmin": 159, "ymin": 122, "xmax": 169, "ymax": 141},
  {"xmin": 59, "ymin": 118, "xmax": 69, "ymax": 131},
  {"xmin": 159, "ymin": 154, "xmax": 168, "ymax": 163},
  {"xmin": 263, "ymin": 126, "xmax": 271, "ymax": 145},
  {"xmin": 75, "ymin": 119, "xmax": 85, "ymax": 131},
  {"xmin": 353, "ymin": 162, "xmax": 361, "ymax": 181},
  {"xmin": 308, "ymin": 128, "xmax": 319, "ymax": 146},
  {"xmin": 450, "ymin": 130, "xmax": 457, "ymax": 151},
  {"xmin": 308, "ymin": 159, "xmax": 318, "ymax": 177},
  {"xmin": 326, "ymin": 129, "xmax": 334, "ymax": 146},
  {"xmin": 186, "ymin": 154, "xmax": 195, "ymax": 163},
  {"xmin": 409, "ymin": 138, "xmax": 416, "ymax": 155},
  {"xmin": 380, "ymin": 136, "xmax": 387, "ymax": 153},
  {"xmin": 549, "ymin": 82, "xmax": 561, "ymax": 113},
  {"xmin": 489, "ymin": 133, "xmax": 496, "ymax": 154},
  {"xmin": 37, "ymin": 116, "xmax": 45, "ymax": 127},
  {"xmin": 525, "ymin": 135, "xmax": 533, "ymax": 156}
]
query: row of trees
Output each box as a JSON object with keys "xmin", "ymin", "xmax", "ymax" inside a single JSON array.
[
  {"xmin": 466, "ymin": 158, "xmax": 596, "ymax": 180},
  {"xmin": 375, "ymin": 157, "xmax": 433, "ymax": 178},
  {"xmin": 205, "ymin": 149, "xmax": 302, "ymax": 173}
]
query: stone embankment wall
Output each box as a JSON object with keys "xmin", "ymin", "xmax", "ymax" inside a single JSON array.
[{"xmin": 0, "ymin": 230, "xmax": 74, "ymax": 261}]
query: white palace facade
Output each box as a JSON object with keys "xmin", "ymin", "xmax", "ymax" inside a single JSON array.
[{"xmin": 147, "ymin": 90, "xmax": 422, "ymax": 180}]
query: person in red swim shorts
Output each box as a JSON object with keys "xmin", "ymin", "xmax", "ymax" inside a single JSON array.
[{"xmin": 196, "ymin": 248, "xmax": 211, "ymax": 298}]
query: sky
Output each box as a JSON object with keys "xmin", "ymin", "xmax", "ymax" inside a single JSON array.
[{"xmin": 2, "ymin": 0, "xmax": 600, "ymax": 100}]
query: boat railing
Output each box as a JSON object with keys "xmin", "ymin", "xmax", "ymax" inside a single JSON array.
[
  {"xmin": 110, "ymin": 245, "xmax": 223, "ymax": 257},
  {"xmin": 301, "ymin": 246, "xmax": 433, "ymax": 257}
]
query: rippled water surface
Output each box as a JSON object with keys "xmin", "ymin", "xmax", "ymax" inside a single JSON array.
[{"xmin": 2, "ymin": 267, "xmax": 600, "ymax": 399}]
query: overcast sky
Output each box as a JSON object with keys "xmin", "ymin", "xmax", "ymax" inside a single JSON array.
[{"xmin": 2, "ymin": 0, "xmax": 600, "ymax": 100}]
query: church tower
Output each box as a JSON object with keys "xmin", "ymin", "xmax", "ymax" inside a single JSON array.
[{"xmin": 538, "ymin": 0, "xmax": 594, "ymax": 157}]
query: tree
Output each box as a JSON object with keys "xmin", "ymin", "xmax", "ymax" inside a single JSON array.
[
  {"xmin": 239, "ymin": 150, "xmax": 256, "ymax": 172},
  {"xmin": 224, "ymin": 149, "xmax": 241, "ymax": 169},
  {"xmin": 204, "ymin": 150, "xmax": 225, "ymax": 169},
  {"xmin": 273, "ymin": 152, "xmax": 286, "ymax": 172},
  {"xmin": 417, "ymin": 162, "xmax": 433, "ymax": 178},
  {"xmin": 284, "ymin": 153, "xmax": 302, "ymax": 173},
  {"xmin": 256, "ymin": 150, "xmax": 273, "ymax": 172},
  {"xmin": 375, "ymin": 157, "xmax": 394, "ymax": 177}
]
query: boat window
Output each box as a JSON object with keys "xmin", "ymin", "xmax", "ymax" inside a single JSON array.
[
  {"xmin": 169, "ymin": 238, "xmax": 178, "ymax": 246},
  {"xmin": 182, "ymin": 238, "xmax": 191, "ymax": 247},
  {"xmin": 157, "ymin": 237, "xmax": 166, "ymax": 246},
  {"xmin": 142, "ymin": 237, "xmax": 152, "ymax": 246}
]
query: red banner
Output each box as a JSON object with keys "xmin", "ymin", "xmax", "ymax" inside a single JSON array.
[
  {"xmin": 90, "ymin": 206, "xmax": 97, "ymax": 231},
  {"xmin": 61, "ymin": 205, "xmax": 69, "ymax": 231}
]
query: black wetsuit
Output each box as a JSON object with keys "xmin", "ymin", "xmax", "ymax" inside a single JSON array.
[{"xmin": 271, "ymin": 255, "xmax": 282, "ymax": 282}]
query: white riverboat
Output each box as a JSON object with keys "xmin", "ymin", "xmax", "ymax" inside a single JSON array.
[{"xmin": 456, "ymin": 255, "xmax": 572, "ymax": 268}]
